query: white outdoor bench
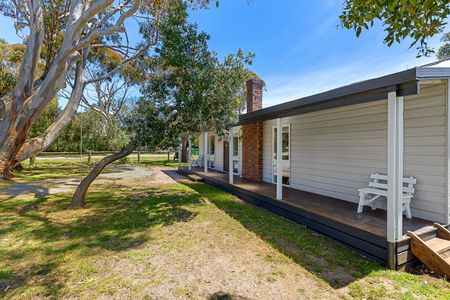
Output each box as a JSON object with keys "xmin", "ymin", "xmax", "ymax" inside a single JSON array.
[{"xmin": 357, "ymin": 173, "xmax": 417, "ymax": 219}]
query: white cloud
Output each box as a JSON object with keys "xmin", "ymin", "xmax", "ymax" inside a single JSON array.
[{"xmin": 262, "ymin": 50, "xmax": 438, "ymax": 108}]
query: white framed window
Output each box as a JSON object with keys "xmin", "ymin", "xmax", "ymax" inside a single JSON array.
[
  {"xmin": 272, "ymin": 124, "xmax": 290, "ymax": 186},
  {"xmin": 209, "ymin": 135, "xmax": 215, "ymax": 168},
  {"xmin": 232, "ymin": 134, "xmax": 240, "ymax": 175}
]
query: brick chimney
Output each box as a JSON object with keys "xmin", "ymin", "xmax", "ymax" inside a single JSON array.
[
  {"xmin": 242, "ymin": 79, "xmax": 264, "ymax": 182},
  {"xmin": 246, "ymin": 79, "xmax": 264, "ymax": 113}
]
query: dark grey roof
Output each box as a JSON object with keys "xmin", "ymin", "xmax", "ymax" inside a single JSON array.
[{"xmin": 237, "ymin": 62, "xmax": 450, "ymax": 126}]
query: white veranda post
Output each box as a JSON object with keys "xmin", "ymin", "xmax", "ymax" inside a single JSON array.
[
  {"xmin": 229, "ymin": 128, "xmax": 234, "ymax": 184},
  {"xmin": 188, "ymin": 135, "xmax": 192, "ymax": 171},
  {"xmin": 276, "ymin": 118, "xmax": 283, "ymax": 200},
  {"xmin": 204, "ymin": 132, "xmax": 208, "ymax": 173},
  {"xmin": 387, "ymin": 89, "xmax": 404, "ymax": 267}
]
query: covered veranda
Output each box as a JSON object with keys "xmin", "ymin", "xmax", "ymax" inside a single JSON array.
[{"xmin": 178, "ymin": 166, "xmax": 433, "ymax": 269}]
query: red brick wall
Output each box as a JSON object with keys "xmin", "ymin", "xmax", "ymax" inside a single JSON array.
[
  {"xmin": 242, "ymin": 79, "xmax": 265, "ymax": 181},
  {"xmin": 242, "ymin": 122, "xmax": 264, "ymax": 182},
  {"xmin": 246, "ymin": 79, "xmax": 263, "ymax": 113}
]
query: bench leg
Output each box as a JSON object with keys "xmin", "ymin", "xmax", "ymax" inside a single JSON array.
[
  {"xmin": 404, "ymin": 199, "xmax": 412, "ymax": 219},
  {"xmin": 357, "ymin": 192, "xmax": 365, "ymax": 213}
]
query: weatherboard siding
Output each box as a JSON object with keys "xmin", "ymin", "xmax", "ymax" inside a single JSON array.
[
  {"xmin": 262, "ymin": 83, "xmax": 448, "ymax": 223},
  {"xmin": 404, "ymin": 82, "xmax": 447, "ymax": 223}
]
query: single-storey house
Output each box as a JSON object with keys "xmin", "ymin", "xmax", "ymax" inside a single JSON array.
[{"xmin": 180, "ymin": 60, "xmax": 450, "ymax": 270}]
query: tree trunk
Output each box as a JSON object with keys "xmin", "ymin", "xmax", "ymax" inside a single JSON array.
[
  {"xmin": 0, "ymin": 121, "xmax": 30, "ymax": 180},
  {"xmin": 71, "ymin": 144, "xmax": 136, "ymax": 208},
  {"xmin": 0, "ymin": 160, "xmax": 13, "ymax": 180},
  {"xmin": 16, "ymin": 59, "xmax": 85, "ymax": 163},
  {"xmin": 181, "ymin": 139, "xmax": 188, "ymax": 163}
]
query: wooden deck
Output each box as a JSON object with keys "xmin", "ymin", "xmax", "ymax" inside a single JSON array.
[{"xmin": 178, "ymin": 167, "xmax": 434, "ymax": 269}]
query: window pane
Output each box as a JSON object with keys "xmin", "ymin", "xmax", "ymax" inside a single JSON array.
[
  {"xmin": 282, "ymin": 127, "xmax": 289, "ymax": 160},
  {"xmin": 233, "ymin": 160, "xmax": 239, "ymax": 174},
  {"xmin": 273, "ymin": 128, "xmax": 277, "ymax": 160},
  {"xmin": 209, "ymin": 136, "xmax": 215, "ymax": 154},
  {"xmin": 233, "ymin": 136, "xmax": 239, "ymax": 156},
  {"xmin": 273, "ymin": 165, "xmax": 277, "ymax": 183},
  {"xmin": 274, "ymin": 126, "xmax": 289, "ymax": 161}
]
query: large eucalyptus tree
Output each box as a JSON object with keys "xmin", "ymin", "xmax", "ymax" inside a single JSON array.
[{"xmin": 0, "ymin": 0, "xmax": 210, "ymax": 179}]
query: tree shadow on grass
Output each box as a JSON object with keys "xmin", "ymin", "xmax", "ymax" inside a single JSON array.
[
  {"xmin": 181, "ymin": 181, "xmax": 383, "ymax": 289},
  {"xmin": 0, "ymin": 182, "xmax": 50, "ymax": 200},
  {"xmin": 0, "ymin": 184, "xmax": 204, "ymax": 298}
]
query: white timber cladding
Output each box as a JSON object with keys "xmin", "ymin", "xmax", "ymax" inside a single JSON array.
[
  {"xmin": 262, "ymin": 82, "xmax": 448, "ymax": 223},
  {"xmin": 198, "ymin": 131, "xmax": 224, "ymax": 172},
  {"xmin": 447, "ymin": 79, "xmax": 450, "ymax": 224}
]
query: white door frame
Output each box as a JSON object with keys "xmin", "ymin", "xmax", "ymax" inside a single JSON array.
[
  {"xmin": 232, "ymin": 133, "xmax": 240, "ymax": 175},
  {"xmin": 272, "ymin": 123, "xmax": 291, "ymax": 186}
]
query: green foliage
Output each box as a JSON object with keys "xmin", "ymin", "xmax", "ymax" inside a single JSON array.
[
  {"xmin": 41, "ymin": 0, "xmax": 71, "ymax": 74},
  {"xmin": 142, "ymin": 1, "xmax": 253, "ymax": 142},
  {"xmin": 29, "ymin": 98, "xmax": 59, "ymax": 139},
  {"xmin": 340, "ymin": 1, "xmax": 450, "ymax": 57},
  {"xmin": 50, "ymin": 110, "xmax": 130, "ymax": 152},
  {"xmin": 0, "ymin": 40, "xmax": 24, "ymax": 97},
  {"xmin": 437, "ymin": 32, "xmax": 450, "ymax": 60}
]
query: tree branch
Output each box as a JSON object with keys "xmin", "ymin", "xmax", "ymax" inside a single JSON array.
[
  {"xmin": 75, "ymin": 0, "xmax": 140, "ymax": 51},
  {"xmin": 14, "ymin": 0, "xmax": 44, "ymax": 98},
  {"xmin": 16, "ymin": 48, "xmax": 88, "ymax": 162},
  {"xmin": 84, "ymin": 43, "xmax": 150, "ymax": 85}
]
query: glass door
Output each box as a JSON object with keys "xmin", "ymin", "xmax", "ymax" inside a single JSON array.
[
  {"xmin": 209, "ymin": 135, "xmax": 215, "ymax": 168},
  {"xmin": 232, "ymin": 135, "xmax": 240, "ymax": 175},
  {"xmin": 272, "ymin": 125, "xmax": 290, "ymax": 186}
]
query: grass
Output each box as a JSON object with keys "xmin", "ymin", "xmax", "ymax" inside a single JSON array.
[
  {"xmin": 14, "ymin": 156, "xmax": 183, "ymax": 182},
  {"xmin": 0, "ymin": 160, "xmax": 449, "ymax": 299}
]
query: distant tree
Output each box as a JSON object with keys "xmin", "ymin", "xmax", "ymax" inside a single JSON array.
[
  {"xmin": 0, "ymin": 40, "xmax": 25, "ymax": 98},
  {"xmin": 437, "ymin": 32, "xmax": 450, "ymax": 60},
  {"xmin": 48, "ymin": 110, "xmax": 130, "ymax": 152},
  {"xmin": 29, "ymin": 98, "xmax": 59, "ymax": 140},
  {"xmin": 340, "ymin": 1, "xmax": 450, "ymax": 57}
]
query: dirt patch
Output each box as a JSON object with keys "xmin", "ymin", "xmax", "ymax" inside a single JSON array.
[
  {"xmin": 89, "ymin": 209, "xmax": 340, "ymax": 300},
  {"xmin": 0, "ymin": 165, "xmax": 177, "ymax": 200}
]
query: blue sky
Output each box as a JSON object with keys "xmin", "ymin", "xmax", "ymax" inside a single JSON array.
[
  {"xmin": 189, "ymin": 0, "xmax": 446, "ymax": 107},
  {"xmin": 0, "ymin": 1, "xmax": 446, "ymax": 108}
]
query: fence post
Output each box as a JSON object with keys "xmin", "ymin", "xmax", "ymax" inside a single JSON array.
[{"xmin": 137, "ymin": 150, "xmax": 141, "ymax": 164}]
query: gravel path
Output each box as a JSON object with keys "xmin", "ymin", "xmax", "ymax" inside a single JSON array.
[{"xmin": 0, "ymin": 165, "xmax": 178, "ymax": 200}]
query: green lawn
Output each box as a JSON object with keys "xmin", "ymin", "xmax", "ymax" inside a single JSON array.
[
  {"xmin": 15, "ymin": 156, "xmax": 182, "ymax": 182},
  {"xmin": 0, "ymin": 161, "xmax": 449, "ymax": 299}
]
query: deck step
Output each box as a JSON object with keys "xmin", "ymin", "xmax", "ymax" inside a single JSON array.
[
  {"xmin": 187, "ymin": 174, "xmax": 204, "ymax": 182},
  {"xmin": 407, "ymin": 223, "xmax": 450, "ymax": 278},
  {"xmin": 426, "ymin": 238, "xmax": 450, "ymax": 254}
]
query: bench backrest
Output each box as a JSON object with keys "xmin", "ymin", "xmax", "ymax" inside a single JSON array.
[{"xmin": 368, "ymin": 173, "xmax": 416, "ymax": 195}]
